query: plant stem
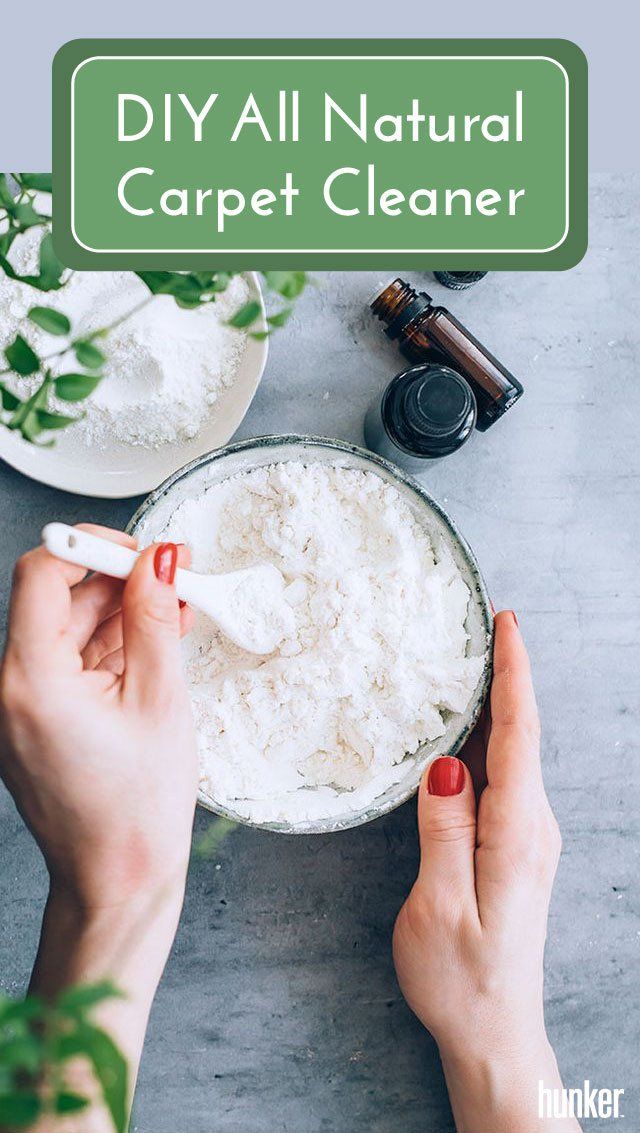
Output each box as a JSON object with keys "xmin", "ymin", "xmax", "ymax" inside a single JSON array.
[
  {"xmin": 92, "ymin": 294, "xmax": 154, "ymax": 336},
  {"xmin": 8, "ymin": 373, "xmax": 51, "ymax": 429}
]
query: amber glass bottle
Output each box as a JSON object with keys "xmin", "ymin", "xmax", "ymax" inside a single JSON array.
[{"xmin": 371, "ymin": 278, "xmax": 523, "ymax": 431}]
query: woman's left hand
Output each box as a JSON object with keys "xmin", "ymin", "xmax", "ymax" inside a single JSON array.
[{"xmin": 393, "ymin": 612, "xmax": 578, "ymax": 1133}]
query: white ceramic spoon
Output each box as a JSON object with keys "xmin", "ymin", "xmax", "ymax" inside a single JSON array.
[{"xmin": 41, "ymin": 523, "xmax": 291, "ymax": 655}]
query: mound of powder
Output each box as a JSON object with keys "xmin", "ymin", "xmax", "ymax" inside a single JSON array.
[
  {"xmin": 145, "ymin": 461, "xmax": 486, "ymax": 825},
  {"xmin": 0, "ymin": 221, "xmax": 249, "ymax": 449}
]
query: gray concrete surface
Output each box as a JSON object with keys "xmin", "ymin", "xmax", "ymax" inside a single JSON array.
[{"xmin": 1, "ymin": 173, "xmax": 638, "ymax": 1131}]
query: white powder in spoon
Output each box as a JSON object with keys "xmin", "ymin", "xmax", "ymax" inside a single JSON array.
[
  {"xmin": 213, "ymin": 564, "xmax": 296, "ymax": 655},
  {"xmin": 143, "ymin": 460, "xmax": 486, "ymax": 826},
  {"xmin": 0, "ymin": 221, "xmax": 249, "ymax": 449}
]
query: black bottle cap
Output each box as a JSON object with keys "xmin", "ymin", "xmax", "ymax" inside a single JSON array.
[
  {"xmin": 433, "ymin": 271, "xmax": 488, "ymax": 290},
  {"xmin": 382, "ymin": 364, "xmax": 476, "ymax": 458}
]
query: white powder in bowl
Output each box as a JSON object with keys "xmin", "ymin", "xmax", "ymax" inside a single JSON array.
[
  {"xmin": 0, "ymin": 223, "xmax": 250, "ymax": 449},
  {"xmin": 146, "ymin": 460, "xmax": 486, "ymax": 826}
]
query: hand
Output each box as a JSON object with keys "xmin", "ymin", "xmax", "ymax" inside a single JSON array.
[
  {"xmin": 393, "ymin": 611, "xmax": 579, "ymax": 1133},
  {"xmin": 0, "ymin": 527, "xmax": 198, "ymax": 1124},
  {"xmin": 0, "ymin": 526, "xmax": 197, "ymax": 914}
]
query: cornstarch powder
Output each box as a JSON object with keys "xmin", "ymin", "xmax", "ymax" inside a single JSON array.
[{"xmin": 146, "ymin": 461, "xmax": 485, "ymax": 825}]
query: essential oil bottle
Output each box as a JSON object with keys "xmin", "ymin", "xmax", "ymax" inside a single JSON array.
[
  {"xmin": 371, "ymin": 278, "xmax": 523, "ymax": 431},
  {"xmin": 433, "ymin": 271, "xmax": 488, "ymax": 290},
  {"xmin": 364, "ymin": 363, "xmax": 477, "ymax": 471}
]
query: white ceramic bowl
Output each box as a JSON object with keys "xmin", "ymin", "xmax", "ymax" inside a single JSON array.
[
  {"xmin": 0, "ymin": 272, "xmax": 267, "ymax": 499},
  {"xmin": 128, "ymin": 435, "xmax": 493, "ymax": 834}
]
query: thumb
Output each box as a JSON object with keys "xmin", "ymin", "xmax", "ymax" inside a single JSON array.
[
  {"xmin": 416, "ymin": 756, "xmax": 477, "ymax": 904},
  {"xmin": 121, "ymin": 542, "xmax": 183, "ymax": 707}
]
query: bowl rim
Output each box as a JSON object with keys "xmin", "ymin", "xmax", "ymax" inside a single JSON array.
[{"xmin": 127, "ymin": 433, "xmax": 494, "ymax": 834}]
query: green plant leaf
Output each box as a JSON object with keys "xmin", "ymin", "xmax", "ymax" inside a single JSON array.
[
  {"xmin": 0, "ymin": 228, "xmax": 19, "ymax": 258},
  {"xmin": 35, "ymin": 408, "xmax": 81, "ymax": 430},
  {"xmin": 191, "ymin": 271, "xmax": 215, "ymax": 288},
  {"xmin": 57, "ymin": 980, "xmax": 122, "ymax": 1015},
  {"xmin": 17, "ymin": 173, "xmax": 53, "ymax": 192},
  {"xmin": 4, "ymin": 335, "xmax": 39, "ymax": 376},
  {"xmin": 263, "ymin": 270, "xmax": 307, "ymax": 300},
  {"xmin": 0, "ymin": 995, "xmax": 44, "ymax": 1024},
  {"xmin": 13, "ymin": 202, "xmax": 42, "ymax": 229},
  {"xmin": 136, "ymin": 269, "xmax": 175, "ymax": 295},
  {"xmin": 85, "ymin": 1026, "xmax": 128, "ymax": 1133},
  {"xmin": 0, "ymin": 385, "xmax": 21, "ymax": 411},
  {"xmin": 9, "ymin": 376, "xmax": 51, "ymax": 432},
  {"xmin": 28, "ymin": 306, "xmax": 71, "ymax": 335},
  {"xmin": 192, "ymin": 817, "xmax": 237, "ymax": 861},
  {"xmin": 55, "ymin": 1091, "xmax": 90, "ymax": 1115},
  {"xmin": 74, "ymin": 341, "xmax": 106, "ymax": 369},
  {"xmin": 55, "ymin": 373, "xmax": 102, "ymax": 402},
  {"xmin": 1, "ymin": 1034, "xmax": 43, "ymax": 1073},
  {"xmin": 59, "ymin": 1024, "xmax": 128, "ymax": 1133},
  {"xmin": 0, "ymin": 173, "xmax": 15, "ymax": 209},
  {"xmin": 267, "ymin": 307, "xmax": 292, "ymax": 329},
  {"xmin": 174, "ymin": 295, "xmax": 203, "ymax": 310},
  {"xmin": 228, "ymin": 300, "xmax": 261, "ymax": 329},
  {"xmin": 136, "ymin": 268, "xmax": 237, "ymax": 305},
  {"xmin": 136, "ymin": 270, "xmax": 205, "ymax": 305},
  {"xmin": 20, "ymin": 412, "xmax": 45, "ymax": 443},
  {"xmin": 0, "ymin": 1092, "xmax": 42, "ymax": 1127},
  {"xmin": 0, "ymin": 233, "xmax": 64, "ymax": 292},
  {"xmin": 192, "ymin": 270, "xmax": 231, "ymax": 293},
  {"xmin": 37, "ymin": 233, "xmax": 64, "ymax": 290}
]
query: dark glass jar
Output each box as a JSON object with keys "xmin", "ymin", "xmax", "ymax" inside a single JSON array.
[
  {"xmin": 371, "ymin": 278, "xmax": 523, "ymax": 431},
  {"xmin": 364, "ymin": 363, "xmax": 477, "ymax": 471},
  {"xmin": 433, "ymin": 271, "xmax": 488, "ymax": 290}
]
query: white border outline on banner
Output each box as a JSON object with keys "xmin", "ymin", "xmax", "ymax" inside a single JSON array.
[{"xmin": 69, "ymin": 55, "xmax": 570, "ymax": 255}]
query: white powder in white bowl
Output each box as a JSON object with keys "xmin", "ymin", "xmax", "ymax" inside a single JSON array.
[
  {"xmin": 0, "ymin": 222, "xmax": 249, "ymax": 450},
  {"xmin": 146, "ymin": 459, "xmax": 486, "ymax": 827}
]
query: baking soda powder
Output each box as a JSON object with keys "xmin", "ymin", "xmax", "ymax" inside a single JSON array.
[{"xmin": 0, "ymin": 224, "xmax": 249, "ymax": 449}]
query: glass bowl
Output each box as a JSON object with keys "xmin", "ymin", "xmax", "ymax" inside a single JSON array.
[{"xmin": 127, "ymin": 435, "xmax": 493, "ymax": 834}]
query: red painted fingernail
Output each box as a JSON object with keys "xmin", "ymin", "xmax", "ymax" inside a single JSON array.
[
  {"xmin": 427, "ymin": 756, "xmax": 465, "ymax": 796},
  {"xmin": 510, "ymin": 610, "xmax": 519, "ymax": 627},
  {"xmin": 153, "ymin": 542, "xmax": 178, "ymax": 585}
]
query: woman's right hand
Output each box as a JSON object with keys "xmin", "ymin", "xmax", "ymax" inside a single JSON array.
[
  {"xmin": 393, "ymin": 611, "xmax": 579, "ymax": 1133},
  {"xmin": 0, "ymin": 526, "xmax": 199, "ymax": 1127},
  {"xmin": 0, "ymin": 526, "xmax": 197, "ymax": 918}
]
